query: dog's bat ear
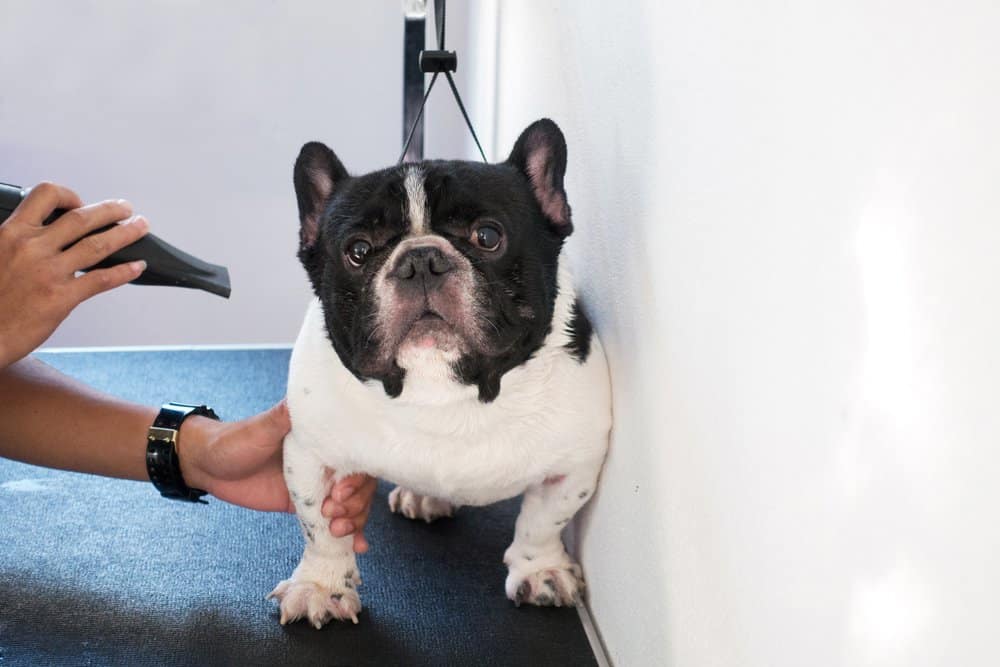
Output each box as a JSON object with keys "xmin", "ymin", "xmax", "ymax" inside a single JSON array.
[
  {"xmin": 294, "ymin": 142, "xmax": 349, "ymax": 248},
  {"xmin": 507, "ymin": 118, "xmax": 572, "ymax": 238}
]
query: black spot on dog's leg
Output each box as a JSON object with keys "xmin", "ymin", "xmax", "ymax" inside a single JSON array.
[
  {"xmin": 298, "ymin": 518, "xmax": 316, "ymax": 543},
  {"xmin": 564, "ymin": 299, "xmax": 593, "ymax": 363},
  {"xmin": 579, "ymin": 490, "xmax": 590, "ymax": 499}
]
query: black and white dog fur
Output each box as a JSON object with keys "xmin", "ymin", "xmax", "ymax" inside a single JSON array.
[{"xmin": 268, "ymin": 119, "xmax": 612, "ymax": 628}]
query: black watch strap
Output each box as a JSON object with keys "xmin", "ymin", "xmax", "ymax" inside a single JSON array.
[{"xmin": 146, "ymin": 402, "xmax": 219, "ymax": 503}]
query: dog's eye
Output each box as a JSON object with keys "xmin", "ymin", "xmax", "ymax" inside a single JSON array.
[
  {"xmin": 346, "ymin": 240, "xmax": 372, "ymax": 267},
  {"xmin": 471, "ymin": 223, "xmax": 503, "ymax": 251}
]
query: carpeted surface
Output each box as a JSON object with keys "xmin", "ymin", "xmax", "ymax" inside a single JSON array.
[{"xmin": 0, "ymin": 349, "xmax": 597, "ymax": 667}]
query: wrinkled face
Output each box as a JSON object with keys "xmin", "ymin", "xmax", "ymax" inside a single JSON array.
[{"xmin": 294, "ymin": 119, "xmax": 573, "ymax": 402}]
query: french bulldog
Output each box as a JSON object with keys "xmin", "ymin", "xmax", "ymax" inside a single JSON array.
[{"xmin": 268, "ymin": 119, "xmax": 612, "ymax": 628}]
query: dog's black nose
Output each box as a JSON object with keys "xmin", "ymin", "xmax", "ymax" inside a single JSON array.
[{"xmin": 392, "ymin": 246, "xmax": 454, "ymax": 288}]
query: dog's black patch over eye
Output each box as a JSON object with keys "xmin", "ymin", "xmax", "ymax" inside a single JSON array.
[
  {"xmin": 346, "ymin": 239, "xmax": 373, "ymax": 267},
  {"xmin": 471, "ymin": 221, "xmax": 503, "ymax": 251}
]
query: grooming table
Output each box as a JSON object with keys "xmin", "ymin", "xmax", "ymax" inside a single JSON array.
[{"xmin": 0, "ymin": 348, "xmax": 599, "ymax": 666}]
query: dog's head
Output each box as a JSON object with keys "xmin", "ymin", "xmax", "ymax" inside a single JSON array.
[{"xmin": 294, "ymin": 119, "xmax": 572, "ymax": 402}]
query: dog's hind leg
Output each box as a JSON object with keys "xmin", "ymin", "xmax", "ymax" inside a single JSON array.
[
  {"xmin": 387, "ymin": 486, "xmax": 457, "ymax": 522},
  {"xmin": 502, "ymin": 457, "xmax": 603, "ymax": 607},
  {"xmin": 267, "ymin": 436, "xmax": 362, "ymax": 628}
]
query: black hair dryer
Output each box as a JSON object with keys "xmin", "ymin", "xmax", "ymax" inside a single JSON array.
[{"xmin": 0, "ymin": 182, "xmax": 231, "ymax": 298}]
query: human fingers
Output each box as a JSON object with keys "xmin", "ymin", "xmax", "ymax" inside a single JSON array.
[
  {"xmin": 4, "ymin": 182, "xmax": 83, "ymax": 230},
  {"xmin": 321, "ymin": 495, "xmax": 335, "ymax": 517},
  {"xmin": 45, "ymin": 199, "xmax": 134, "ymax": 249},
  {"xmin": 322, "ymin": 475, "xmax": 361, "ymax": 517},
  {"xmin": 322, "ymin": 474, "xmax": 376, "ymax": 517},
  {"xmin": 325, "ymin": 489, "xmax": 372, "ymax": 519},
  {"xmin": 329, "ymin": 480, "xmax": 374, "ymax": 534},
  {"xmin": 60, "ymin": 215, "xmax": 149, "ymax": 272},
  {"xmin": 330, "ymin": 503, "xmax": 373, "ymax": 552},
  {"xmin": 331, "ymin": 517, "xmax": 371, "ymax": 553},
  {"xmin": 337, "ymin": 473, "xmax": 376, "ymax": 503},
  {"xmin": 71, "ymin": 259, "xmax": 147, "ymax": 302}
]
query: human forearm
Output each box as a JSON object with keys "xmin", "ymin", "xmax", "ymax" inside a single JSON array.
[
  {"xmin": 0, "ymin": 357, "xmax": 376, "ymax": 550},
  {"xmin": 0, "ymin": 356, "xmax": 156, "ymax": 480}
]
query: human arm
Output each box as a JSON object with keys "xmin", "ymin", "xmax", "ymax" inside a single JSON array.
[
  {"xmin": 0, "ymin": 356, "xmax": 376, "ymax": 552},
  {"xmin": 0, "ymin": 181, "xmax": 375, "ymax": 550}
]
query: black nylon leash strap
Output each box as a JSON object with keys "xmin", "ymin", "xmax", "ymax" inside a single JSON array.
[{"xmin": 398, "ymin": 0, "xmax": 488, "ymax": 165}]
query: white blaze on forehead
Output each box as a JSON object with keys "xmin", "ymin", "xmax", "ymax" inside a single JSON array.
[{"xmin": 403, "ymin": 167, "xmax": 428, "ymax": 235}]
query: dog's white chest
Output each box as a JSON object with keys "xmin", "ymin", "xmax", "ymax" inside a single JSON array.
[{"xmin": 285, "ymin": 298, "xmax": 610, "ymax": 506}]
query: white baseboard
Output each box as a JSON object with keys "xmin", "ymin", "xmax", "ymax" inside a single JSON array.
[
  {"xmin": 38, "ymin": 343, "xmax": 293, "ymax": 354},
  {"xmin": 578, "ymin": 601, "xmax": 613, "ymax": 667}
]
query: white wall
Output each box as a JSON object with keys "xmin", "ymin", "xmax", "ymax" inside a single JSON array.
[
  {"xmin": 2, "ymin": 0, "xmax": 478, "ymax": 347},
  {"xmin": 491, "ymin": 1, "xmax": 1000, "ymax": 666}
]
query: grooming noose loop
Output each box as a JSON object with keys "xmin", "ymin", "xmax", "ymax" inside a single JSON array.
[{"xmin": 398, "ymin": 0, "xmax": 488, "ymax": 165}]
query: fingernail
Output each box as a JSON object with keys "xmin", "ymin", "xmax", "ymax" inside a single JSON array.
[
  {"xmin": 132, "ymin": 215, "xmax": 149, "ymax": 231},
  {"xmin": 131, "ymin": 260, "xmax": 147, "ymax": 274},
  {"xmin": 336, "ymin": 486, "xmax": 357, "ymax": 502}
]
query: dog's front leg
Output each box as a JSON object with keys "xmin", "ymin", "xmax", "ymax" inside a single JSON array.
[
  {"xmin": 267, "ymin": 436, "xmax": 362, "ymax": 628},
  {"xmin": 503, "ymin": 461, "xmax": 602, "ymax": 607}
]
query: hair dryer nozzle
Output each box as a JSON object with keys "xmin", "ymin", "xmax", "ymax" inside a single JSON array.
[{"xmin": 88, "ymin": 234, "xmax": 232, "ymax": 298}]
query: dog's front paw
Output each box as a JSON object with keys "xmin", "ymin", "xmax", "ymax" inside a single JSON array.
[
  {"xmin": 505, "ymin": 561, "xmax": 585, "ymax": 608},
  {"xmin": 388, "ymin": 486, "xmax": 455, "ymax": 522},
  {"xmin": 267, "ymin": 575, "xmax": 362, "ymax": 628}
]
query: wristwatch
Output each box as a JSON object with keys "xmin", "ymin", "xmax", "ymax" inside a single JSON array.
[{"xmin": 146, "ymin": 402, "xmax": 219, "ymax": 503}]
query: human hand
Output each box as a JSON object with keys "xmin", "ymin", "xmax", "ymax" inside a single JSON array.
[
  {"xmin": 322, "ymin": 472, "xmax": 378, "ymax": 553},
  {"xmin": 0, "ymin": 182, "xmax": 149, "ymax": 369},
  {"xmin": 178, "ymin": 401, "xmax": 377, "ymax": 553}
]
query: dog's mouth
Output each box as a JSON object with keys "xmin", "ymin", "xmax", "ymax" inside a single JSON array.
[
  {"xmin": 398, "ymin": 308, "xmax": 462, "ymax": 353},
  {"xmin": 407, "ymin": 309, "xmax": 451, "ymax": 334},
  {"xmin": 416, "ymin": 310, "xmax": 445, "ymax": 323}
]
